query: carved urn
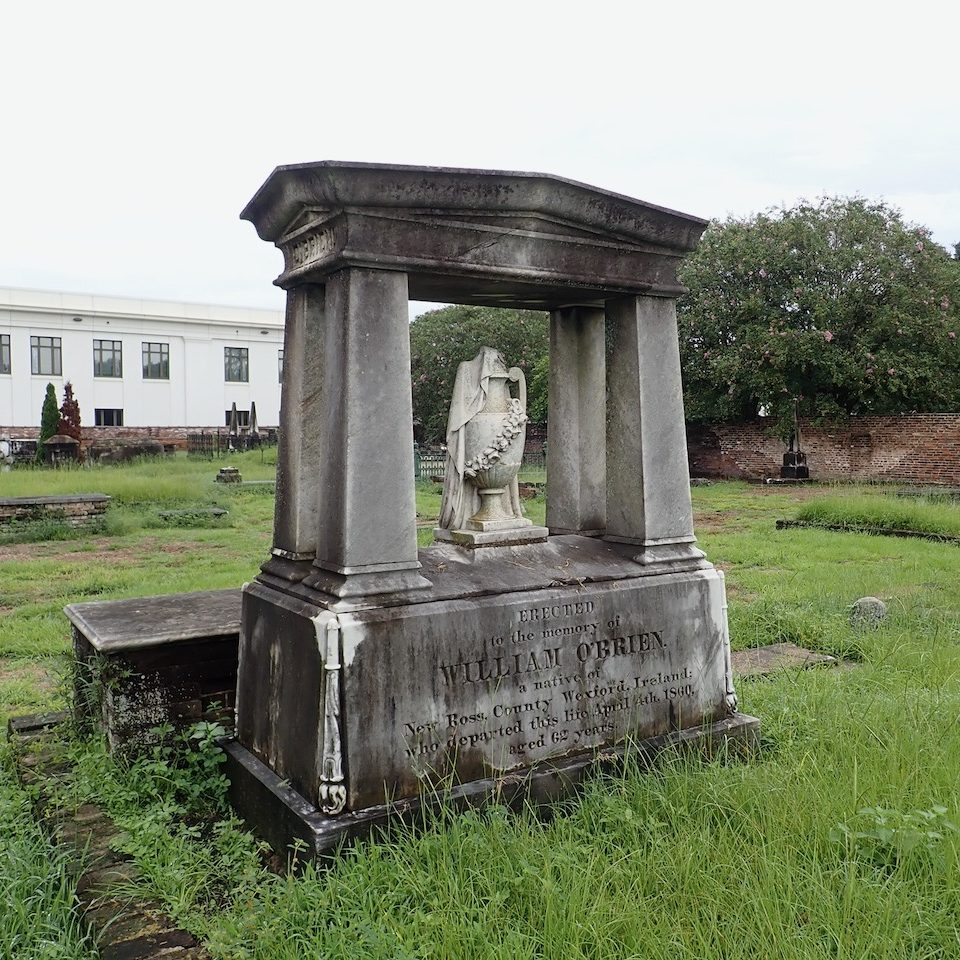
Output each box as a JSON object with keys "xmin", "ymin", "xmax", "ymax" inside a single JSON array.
[{"xmin": 462, "ymin": 365, "xmax": 528, "ymax": 528}]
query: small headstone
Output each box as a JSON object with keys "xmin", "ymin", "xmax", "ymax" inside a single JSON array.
[
  {"xmin": 850, "ymin": 596, "xmax": 887, "ymax": 629},
  {"xmin": 216, "ymin": 466, "xmax": 242, "ymax": 483}
]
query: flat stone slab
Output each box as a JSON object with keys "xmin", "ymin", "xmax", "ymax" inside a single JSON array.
[
  {"xmin": 262, "ymin": 535, "xmax": 710, "ymax": 613},
  {"xmin": 65, "ymin": 588, "xmax": 241, "ymax": 652},
  {"xmin": 157, "ymin": 507, "xmax": 228, "ymax": 518},
  {"xmin": 731, "ymin": 642, "xmax": 837, "ymax": 677}
]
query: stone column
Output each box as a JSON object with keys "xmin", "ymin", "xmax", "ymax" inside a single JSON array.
[
  {"xmin": 301, "ymin": 267, "xmax": 429, "ymax": 598},
  {"xmin": 546, "ymin": 306, "xmax": 606, "ymax": 536},
  {"xmin": 604, "ymin": 294, "xmax": 704, "ymax": 567},
  {"xmin": 272, "ymin": 284, "xmax": 325, "ymax": 560}
]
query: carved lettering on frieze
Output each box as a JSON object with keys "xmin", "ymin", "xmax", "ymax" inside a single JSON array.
[{"xmin": 283, "ymin": 228, "xmax": 337, "ymax": 270}]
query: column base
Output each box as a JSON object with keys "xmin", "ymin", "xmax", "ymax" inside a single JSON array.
[
  {"xmin": 604, "ymin": 536, "xmax": 707, "ymax": 571},
  {"xmin": 300, "ymin": 566, "xmax": 432, "ymax": 598}
]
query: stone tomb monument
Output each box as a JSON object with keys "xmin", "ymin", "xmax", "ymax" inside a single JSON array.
[{"xmin": 226, "ymin": 162, "xmax": 759, "ymax": 856}]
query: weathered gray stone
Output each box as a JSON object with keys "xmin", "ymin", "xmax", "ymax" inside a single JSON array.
[
  {"xmin": 230, "ymin": 162, "xmax": 757, "ymax": 858},
  {"xmin": 605, "ymin": 295, "xmax": 704, "ymax": 568},
  {"xmin": 731, "ymin": 642, "xmax": 837, "ymax": 677},
  {"xmin": 547, "ymin": 307, "xmax": 606, "ymax": 536},
  {"xmin": 271, "ymin": 285, "xmax": 324, "ymax": 561},
  {"xmin": 294, "ymin": 268, "xmax": 429, "ymax": 598},
  {"xmin": 241, "ymin": 162, "xmax": 707, "ymax": 307},
  {"xmin": 850, "ymin": 596, "xmax": 888, "ymax": 629},
  {"xmin": 67, "ymin": 589, "xmax": 240, "ymax": 754}
]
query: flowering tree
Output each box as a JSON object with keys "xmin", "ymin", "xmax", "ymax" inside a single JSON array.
[
  {"xmin": 58, "ymin": 381, "xmax": 83, "ymax": 458},
  {"xmin": 410, "ymin": 305, "xmax": 548, "ymax": 444},
  {"xmin": 677, "ymin": 197, "xmax": 960, "ymax": 436}
]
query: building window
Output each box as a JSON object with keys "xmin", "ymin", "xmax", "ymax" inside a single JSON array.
[
  {"xmin": 94, "ymin": 408, "xmax": 124, "ymax": 427},
  {"xmin": 31, "ymin": 336, "xmax": 62, "ymax": 376},
  {"xmin": 225, "ymin": 409, "xmax": 251, "ymax": 428},
  {"xmin": 224, "ymin": 346, "xmax": 249, "ymax": 382},
  {"xmin": 0, "ymin": 335, "xmax": 9, "ymax": 374},
  {"xmin": 278, "ymin": 349, "xmax": 284, "ymax": 383},
  {"xmin": 93, "ymin": 339, "xmax": 123, "ymax": 378},
  {"xmin": 142, "ymin": 342, "xmax": 169, "ymax": 379}
]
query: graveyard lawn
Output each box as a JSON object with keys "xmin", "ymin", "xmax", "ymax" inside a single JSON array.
[{"xmin": 2, "ymin": 466, "xmax": 960, "ymax": 959}]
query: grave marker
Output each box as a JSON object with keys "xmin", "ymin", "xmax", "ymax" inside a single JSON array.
[{"xmin": 226, "ymin": 162, "xmax": 759, "ymax": 856}]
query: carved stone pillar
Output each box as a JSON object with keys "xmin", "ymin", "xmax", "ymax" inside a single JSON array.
[
  {"xmin": 546, "ymin": 306, "xmax": 606, "ymax": 536},
  {"xmin": 271, "ymin": 284, "xmax": 325, "ymax": 560},
  {"xmin": 299, "ymin": 267, "xmax": 429, "ymax": 597},
  {"xmin": 604, "ymin": 294, "xmax": 704, "ymax": 567}
]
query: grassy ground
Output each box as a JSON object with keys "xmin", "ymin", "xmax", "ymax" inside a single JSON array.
[{"xmin": 2, "ymin": 464, "xmax": 960, "ymax": 958}]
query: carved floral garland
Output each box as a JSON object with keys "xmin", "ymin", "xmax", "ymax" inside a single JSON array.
[{"xmin": 463, "ymin": 398, "xmax": 528, "ymax": 478}]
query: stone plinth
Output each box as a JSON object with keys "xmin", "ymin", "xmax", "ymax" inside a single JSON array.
[{"xmin": 231, "ymin": 538, "xmax": 756, "ymax": 855}]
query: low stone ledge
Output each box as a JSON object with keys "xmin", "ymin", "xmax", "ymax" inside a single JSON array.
[
  {"xmin": 0, "ymin": 493, "xmax": 111, "ymax": 527},
  {"xmin": 66, "ymin": 589, "xmax": 241, "ymax": 755}
]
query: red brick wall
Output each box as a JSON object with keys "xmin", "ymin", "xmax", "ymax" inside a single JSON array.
[
  {"xmin": 1, "ymin": 426, "xmax": 229, "ymax": 450},
  {"xmin": 688, "ymin": 415, "xmax": 960, "ymax": 485}
]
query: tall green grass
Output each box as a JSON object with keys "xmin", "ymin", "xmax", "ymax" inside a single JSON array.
[
  {"xmin": 0, "ymin": 761, "xmax": 95, "ymax": 959},
  {"xmin": 5, "ymin": 480, "xmax": 960, "ymax": 958},
  {"xmin": 0, "ymin": 450, "xmax": 276, "ymax": 504},
  {"xmin": 794, "ymin": 494, "xmax": 960, "ymax": 537}
]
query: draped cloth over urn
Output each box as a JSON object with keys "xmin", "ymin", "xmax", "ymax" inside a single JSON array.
[{"xmin": 435, "ymin": 347, "xmax": 549, "ymax": 547}]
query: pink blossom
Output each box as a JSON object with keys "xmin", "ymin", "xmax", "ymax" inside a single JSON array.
[
  {"xmin": 949, "ymin": 332, "xmax": 956, "ymax": 340},
  {"xmin": 823, "ymin": 330, "xmax": 834, "ymax": 342},
  {"xmin": 942, "ymin": 297, "xmax": 952, "ymax": 312},
  {"xmin": 758, "ymin": 268, "xmax": 767, "ymax": 278},
  {"xmin": 866, "ymin": 367, "xmax": 875, "ymax": 375},
  {"xmin": 888, "ymin": 368, "xmax": 896, "ymax": 375},
  {"xmin": 867, "ymin": 353, "xmax": 875, "ymax": 360},
  {"xmin": 916, "ymin": 241, "xmax": 924, "ymax": 251}
]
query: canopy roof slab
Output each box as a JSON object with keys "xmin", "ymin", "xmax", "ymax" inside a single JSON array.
[{"xmin": 240, "ymin": 161, "xmax": 708, "ymax": 310}]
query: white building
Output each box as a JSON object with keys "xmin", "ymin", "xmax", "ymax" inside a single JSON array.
[{"xmin": 0, "ymin": 287, "xmax": 284, "ymax": 431}]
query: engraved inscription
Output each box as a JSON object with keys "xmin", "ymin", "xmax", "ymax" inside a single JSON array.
[{"xmin": 403, "ymin": 599, "xmax": 711, "ymax": 769}]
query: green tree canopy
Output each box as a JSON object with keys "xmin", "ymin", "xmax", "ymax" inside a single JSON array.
[
  {"xmin": 37, "ymin": 382, "xmax": 59, "ymax": 462},
  {"xmin": 410, "ymin": 305, "xmax": 548, "ymax": 443},
  {"xmin": 677, "ymin": 197, "xmax": 960, "ymax": 435}
]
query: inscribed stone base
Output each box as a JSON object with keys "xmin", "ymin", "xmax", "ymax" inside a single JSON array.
[
  {"xmin": 225, "ymin": 712, "xmax": 760, "ymax": 859},
  {"xmin": 231, "ymin": 538, "xmax": 753, "ymax": 855}
]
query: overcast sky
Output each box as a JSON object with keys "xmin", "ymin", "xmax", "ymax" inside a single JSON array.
[{"xmin": 2, "ymin": 1, "xmax": 957, "ymax": 313}]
